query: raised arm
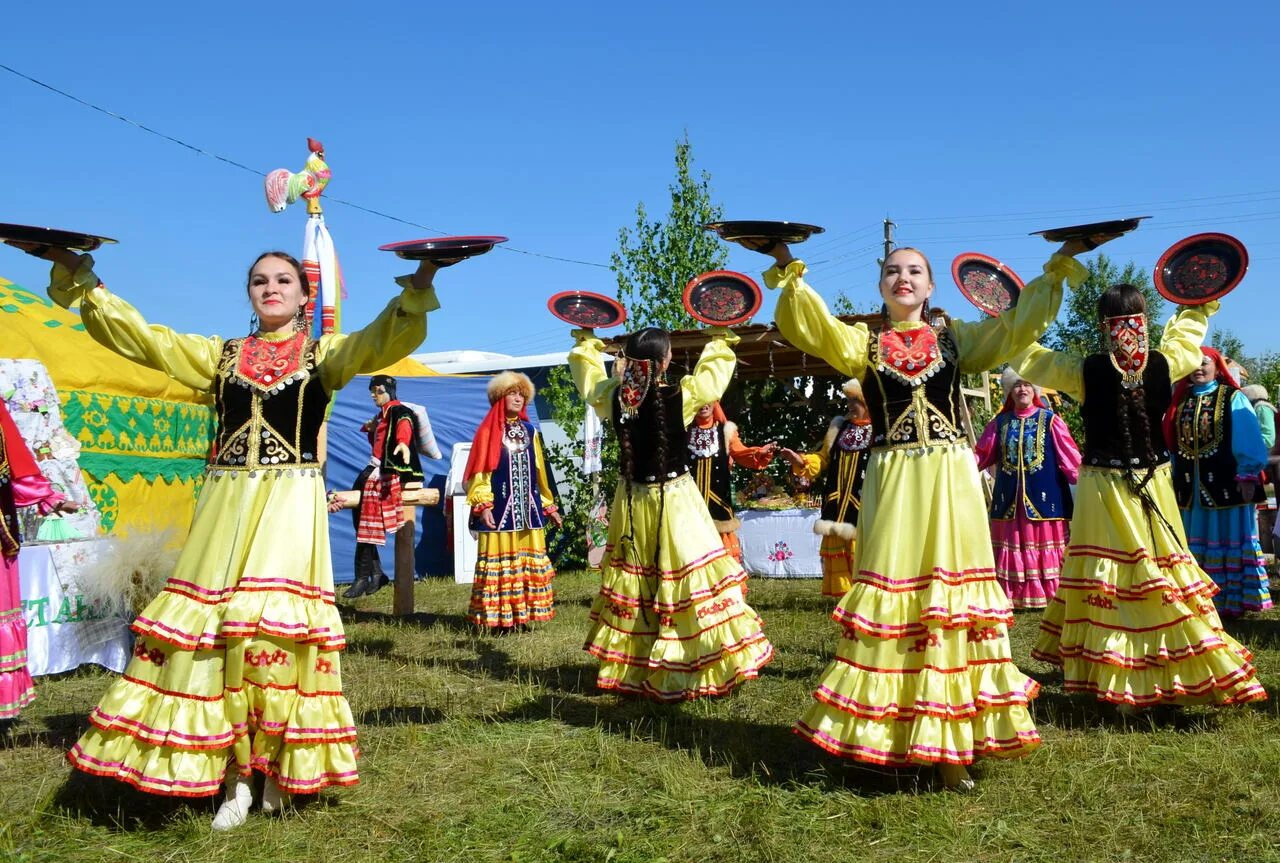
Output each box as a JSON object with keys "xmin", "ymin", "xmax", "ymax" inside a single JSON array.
[
  {"xmin": 47, "ymin": 256, "xmax": 223, "ymax": 392},
  {"xmin": 679, "ymin": 327, "xmax": 740, "ymax": 426},
  {"xmin": 952, "ymin": 254, "xmax": 1088, "ymax": 373},
  {"xmin": 316, "ymin": 274, "xmax": 438, "ymax": 392},
  {"xmin": 765, "ymin": 261, "xmax": 870, "ymax": 378},
  {"xmin": 1010, "ymin": 344, "xmax": 1085, "ymax": 402},
  {"xmin": 1160, "ymin": 301, "xmax": 1219, "ymax": 381},
  {"xmin": 568, "ymin": 329, "xmax": 618, "ymax": 420}
]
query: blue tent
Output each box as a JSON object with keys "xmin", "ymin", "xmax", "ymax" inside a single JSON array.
[{"xmin": 325, "ymin": 374, "xmax": 543, "ymax": 583}]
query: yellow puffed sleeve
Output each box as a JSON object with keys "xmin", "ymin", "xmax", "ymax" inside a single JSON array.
[
  {"xmin": 1160, "ymin": 301, "xmax": 1218, "ymax": 381},
  {"xmin": 568, "ymin": 329, "xmax": 619, "ymax": 421},
  {"xmin": 534, "ymin": 432, "xmax": 557, "ymax": 511},
  {"xmin": 48, "ymin": 256, "xmax": 222, "ymax": 393},
  {"xmin": 1010, "ymin": 343, "xmax": 1085, "ymax": 402},
  {"xmin": 315, "ymin": 275, "xmax": 438, "ymax": 392},
  {"xmin": 951, "ymin": 254, "xmax": 1087, "ymax": 374},
  {"xmin": 679, "ymin": 327, "xmax": 740, "ymax": 426},
  {"xmin": 765, "ymin": 260, "xmax": 869, "ymax": 378},
  {"xmin": 465, "ymin": 471, "xmax": 494, "ymax": 508},
  {"xmin": 793, "ymin": 450, "xmax": 827, "ymax": 481}
]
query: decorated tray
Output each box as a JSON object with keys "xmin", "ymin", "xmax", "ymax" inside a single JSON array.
[
  {"xmin": 0, "ymin": 222, "xmax": 118, "ymax": 253},
  {"xmin": 547, "ymin": 290, "xmax": 627, "ymax": 328},
  {"xmin": 1154, "ymin": 232, "xmax": 1248, "ymax": 305},
  {"xmin": 378, "ymin": 235, "xmax": 508, "ymax": 264},
  {"xmin": 1030, "ymin": 216, "xmax": 1148, "ymax": 243},
  {"xmin": 950, "ymin": 253, "xmax": 1025, "ymax": 317},
  {"xmin": 683, "ymin": 270, "xmax": 762, "ymax": 326},
  {"xmin": 703, "ymin": 220, "xmax": 825, "ymax": 246}
]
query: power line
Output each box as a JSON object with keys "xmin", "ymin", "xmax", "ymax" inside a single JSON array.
[{"xmin": 0, "ymin": 62, "xmax": 610, "ymax": 270}]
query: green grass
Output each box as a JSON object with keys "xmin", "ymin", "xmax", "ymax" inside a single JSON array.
[{"xmin": 3, "ymin": 572, "xmax": 1280, "ymax": 863}]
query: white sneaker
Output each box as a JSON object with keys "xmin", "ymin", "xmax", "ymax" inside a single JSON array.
[
  {"xmin": 211, "ymin": 774, "xmax": 254, "ymax": 831},
  {"xmin": 260, "ymin": 776, "xmax": 292, "ymax": 814}
]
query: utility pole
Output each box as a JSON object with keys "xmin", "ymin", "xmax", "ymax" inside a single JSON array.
[{"xmin": 877, "ymin": 217, "xmax": 896, "ymax": 267}]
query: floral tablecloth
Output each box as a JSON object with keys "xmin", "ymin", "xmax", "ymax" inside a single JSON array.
[{"xmin": 737, "ymin": 508, "xmax": 821, "ymax": 578}]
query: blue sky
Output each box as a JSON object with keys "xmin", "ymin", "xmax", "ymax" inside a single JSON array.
[{"xmin": 3, "ymin": 1, "xmax": 1277, "ymax": 362}]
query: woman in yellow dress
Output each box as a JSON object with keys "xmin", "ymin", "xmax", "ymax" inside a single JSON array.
[
  {"xmin": 464, "ymin": 371, "xmax": 562, "ymax": 630},
  {"xmin": 1014, "ymin": 287, "xmax": 1266, "ymax": 708},
  {"xmin": 569, "ymin": 325, "xmax": 773, "ymax": 700},
  {"xmin": 752, "ymin": 236, "xmax": 1093, "ymax": 789},
  {"xmin": 19, "ymin": 244, "xmax": 439, "ymax": 829}
]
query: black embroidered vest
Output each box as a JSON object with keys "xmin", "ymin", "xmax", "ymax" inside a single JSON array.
[
  {"xmin": 614, "ymin": 386, "xmax": 690, "ymax": 482},
  {"xmin": 821, "ymin": 417, "xmax": 872, "ymax": 526},
  {"xmin": 1080, "ymin": 351, "xmax": 1172, "ymax": 469},
  {"xmin": 209, "ymin": 334, "xmax": 328, "ymax": 475},
  {"xmin": 863, "ymin": 327, "xmax": 966, "ymax": 452},
  {"xmin": 1172, "ymin": 383, "xmax": 1264, "ymax": 508},
  {"xmin": 688, "ymin": 421, "xmax": 733, "ymax": 522}
]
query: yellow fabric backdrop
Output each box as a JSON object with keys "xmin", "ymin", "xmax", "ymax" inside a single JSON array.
[{"xmin": 0, "ymin": 275, "xmax": 212, "ymax": 538}]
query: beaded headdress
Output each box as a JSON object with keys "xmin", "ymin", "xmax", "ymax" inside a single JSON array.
[
  {"xmin": 1106, "ymin": 313, "xmax": 1148, "ymax": 390},
  {"xmin": 616, "ymin": 354, "xmax": 656, "ymax": 423}
]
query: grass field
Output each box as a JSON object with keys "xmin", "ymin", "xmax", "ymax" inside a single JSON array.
[{"xmin": 2, "ymin": 571, "xmax": 1279, "ymax": 863}]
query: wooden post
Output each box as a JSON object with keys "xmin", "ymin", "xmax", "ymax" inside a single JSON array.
[{"xmin": 393, "ymin": 505, "xmax": 415, "ymax": 616}]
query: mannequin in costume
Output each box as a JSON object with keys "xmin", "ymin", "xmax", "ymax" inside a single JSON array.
[
  {"xmin": 0, "ymin": 401, "xmax": 77, "ymax": 722},
  {"xmin": 464, "ymin": 372, "xmax": 561, "ymax": 630},
  {"xmin": 687, "ymin": 401, "xmax": 777, "ymax": 563},
  {"xmin": 342, "ymin": 374, "xmax": 434, "ymax": 599},
  {"xmin": 569, "ymin": 325, "xmax": 773, "ymax": 700},
  {"xmin": 779, "ymin": 378, "xmax": 872, "ymax": 599},
  {"xmin": 754, "ymin": 235, "xmax": 1095, "ymax": 790},
  {"xmin": 973, "ymin": 369, "xmax": 1081, "ymax": 609},
  {"xmin": 1013, "ymin": 286, "xmax": 1265, "ymax": 710},
  {"xmin": 1168, "ymin": 348, "xmax": 1271, "ymax": 614},
  {"xmin": 19, "ymin": 244, "xmax": 440, "ymax": 830}
]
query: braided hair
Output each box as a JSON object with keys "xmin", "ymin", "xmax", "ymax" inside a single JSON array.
[
  {"xmin": 1098, "ymin": 284, "xmax": 1161, "ymax": 512},
  {"xmin": 616, "ymin": 327, "xmax": 672, "ymax": 577}
]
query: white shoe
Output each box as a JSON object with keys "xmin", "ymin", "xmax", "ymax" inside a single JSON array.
[
  {"xmin": 211, "ymin": 774, "xmax": 254, "ymax": 831},
  {"xmin": 260, "ymin": 776, "xmax": 292, "ymax": 814},
  {"xmin": 937, "ymin": 763, "xmax": 976, "ymax": 792}
]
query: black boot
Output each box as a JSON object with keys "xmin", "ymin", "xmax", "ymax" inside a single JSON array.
[
  {"xmin": 367, "ymin": 572, "xmax": 390, "ymax": 594},
  {"xmin": 342, "ymin": 576, "xmax": 371, "ymax": 599}
]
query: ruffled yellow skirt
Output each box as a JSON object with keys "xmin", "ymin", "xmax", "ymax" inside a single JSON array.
[
  {"xmin": 1033, "ymin": 465, "xmax": 1266, "ymax": 706},
  {"xmin": 585, "ymin": 474, "xmax": 774, "ymax": 701},
  {"xmin": 67, "ymin": 470, "xmax": 358, "ymax": 797},
  {"xmin": 796, "ymin": 445, "xmax": 1040, "ymax": 766},
  {"xmin": 469, "ymin": 528, "xmax": 555, "ymax": 628}
]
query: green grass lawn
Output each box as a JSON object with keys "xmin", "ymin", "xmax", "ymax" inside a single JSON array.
[{"xmin": 2, "ymin": 571, "xmax": 1279, "ymax": 863}]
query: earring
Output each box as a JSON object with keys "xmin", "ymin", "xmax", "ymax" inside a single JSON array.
[
  {"xmin": 294, "ymin": 306, "xmax": 308, "ymax": 333},
  {"xmin": 249, "ymin": 314, "xmax": 260, "ymax": 335}
]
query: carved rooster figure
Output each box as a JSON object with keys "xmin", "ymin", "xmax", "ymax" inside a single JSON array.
[{"xmin": 264, "ymin": 138, "xmax": 332, "ymax": 215}]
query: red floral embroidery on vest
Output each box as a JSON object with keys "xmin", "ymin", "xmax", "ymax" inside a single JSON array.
[
  {"xmin": 236, "ymin": 332, "xmax": 307, "ymax": 389},
  {"xmin": 877, "ymin": 326, "xmax": 943, "ymax": 385}
]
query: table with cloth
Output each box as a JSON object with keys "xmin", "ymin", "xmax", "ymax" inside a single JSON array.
[{"xmin": 737, "ymin": 508, "xmax": 822, "ymax": 578}]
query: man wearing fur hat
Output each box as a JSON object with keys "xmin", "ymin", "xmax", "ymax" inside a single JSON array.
[
  {"xmin": 779, "ymin": 379, "xmax": 872, "ymax": 598},
  {"xmin": 687, "ymin": 401, "xmax": 778, "ymax": 564},
  {"xmin": 974, "ymin": 368, "xmax": 1081, "ymax": 609},
  {"xmin": 462, "ymin": 371, "xmax": 561, "ymax": 630},
  {"xmin": 343, "ymin": 374, "xmax": 425, "ymax": 599}
]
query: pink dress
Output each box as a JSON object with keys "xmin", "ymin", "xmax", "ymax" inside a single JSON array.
[
  {"xmin": 1, "ymin": 429, "xmax": 66, "ymax": 719},
  {"xmin": 975, "ymin": 406, "xmax": 1081, "ymax": 610}
]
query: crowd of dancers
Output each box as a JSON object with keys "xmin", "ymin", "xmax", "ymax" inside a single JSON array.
[{"xmin": 0, "ymin": 230, "xmax": 1272, "ymax": 829}]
